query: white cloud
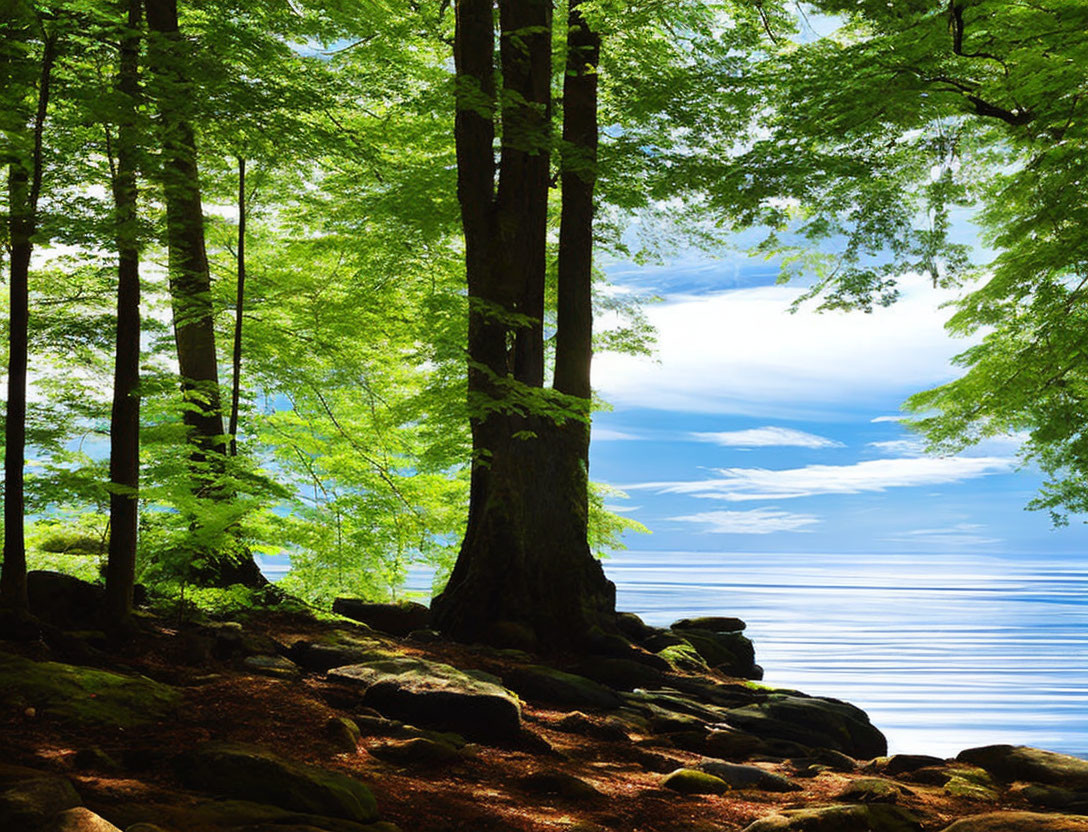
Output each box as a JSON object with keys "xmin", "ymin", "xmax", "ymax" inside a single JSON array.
[
  {"xmin": 592, "ymin": 427, "xmax": 643, "ymax": 441},
  {"xmin": 628, "ymin": 455, "xmax": 1014, "ymax": 501},
  {"xmin": 594, "ymin": 276, "xmax": 972, "ymax": 417},
  {"xmin": 871, "ymin": 415, "xmax": 906, "ymax": 423},
  {"xmin": 882, "ymin": 523, "xmax": 1002, "ymax": 548},
  {"xmin": 671, "ymin": 508, "xmax": 820, "ymax": 534},
  {"xmin": 868, "ymin": 439, "xmax": 926, "ymax": 456},
  {"xmin": 693, "ymin": 426, "xmax": 843, "ymax": 449}
]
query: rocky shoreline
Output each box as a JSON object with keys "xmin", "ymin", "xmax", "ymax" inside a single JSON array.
[{"xmin": 2, "ymin": 571, "xmax": 1088, "ymax": 831}]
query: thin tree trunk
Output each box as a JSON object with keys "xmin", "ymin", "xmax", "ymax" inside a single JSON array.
[
  {"xmin": 228, "ymin": 156, "xmax": 245, "ymax": 457},
  {"xmin": 1, "ymin": 31, "xmax": 57, "ymax": 618},
  {"xmin": 145, "ymin": 0, "xmax": 265, "ymax": 588},
  {"xmin": 104, "ymin": 0, "xmax": 142, "ymax": 626}
]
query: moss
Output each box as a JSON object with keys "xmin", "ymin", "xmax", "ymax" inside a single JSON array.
[
  {"xmin": 662, "ymin": 768, "xmax": 730, "ymax": 795},
  {"xmin": 0, "ymin": 651, "xmax": 180, "ymax": 728},
  {"xmin": 657, "ymin": 642, "xmax": 709, "ymax": 672}
]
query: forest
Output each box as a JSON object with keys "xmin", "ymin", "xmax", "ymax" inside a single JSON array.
[{"xmin": 2, "ymin": 1, "xmax": 1088, "ymax": 830}]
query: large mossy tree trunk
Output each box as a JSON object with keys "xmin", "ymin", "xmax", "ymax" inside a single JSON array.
[
  {"xmin": 145, "ymin": 0, "xmax": 264, "ymax": 589},
  {"xmin": 431, "ymin": 0, "xmax": 616, "ymax": 650},
  {"xmin": 103, "ymin": 0, "xmax": 143, "ymax": 626},
  {"xmin": 0, "ymin": 29, "xmax": 57, "ymax": 619}
]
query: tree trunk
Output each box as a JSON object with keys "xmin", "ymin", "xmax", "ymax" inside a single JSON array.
[
  {"xmin": 431, "ymin": 0, "xmax": 616, "ymax": 650},
  {"xmin": 1, "ymin": 31, "xmax": 57, "ymax": 618},
  {"xmin": 104, "ymin": 0, "xmax": 142, "ymax": 626},
  {"xmin": 145, "ymin": 0, "xmax": 265, "ymax": 588},
  {"xmin": 228, "ymin": 156, "xmax": 245, "ymax": 458}
]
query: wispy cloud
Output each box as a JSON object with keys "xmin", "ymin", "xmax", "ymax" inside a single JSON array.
[
  {"xmin": 871, "ymin": 415, "xmax": 906, "ymax": 423},
  {"xmin": 671, "ymin": 508, "xmax": 821, "ymax": 534},
  {"xmin": 693, "ymin": 426, "xmax": 843, "ymax": 449},
  {"xmin": 628, "ymin": 456, "xmax": 1014, "ymax": 501},
  {"xmin": 592, "ymin": 427, "xmax": 643, "ymax": 441},
  {"xmin": 882, "ymin": 523, "xmax": 1002, "ymax": 548},
  {"xmin": 868, "ymin": 439, "xmax": 926, "ymax": 457}
]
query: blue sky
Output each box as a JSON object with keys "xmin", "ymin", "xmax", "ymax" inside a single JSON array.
[{"xmin": 589, "ymin": 255, "xmax": 1088, "ymax": 556}]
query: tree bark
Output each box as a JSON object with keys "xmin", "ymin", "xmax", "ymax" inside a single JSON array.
[
  {"xmin": 1, "ymin": 31, "xmax": 57, "ymax": 617},
  {"xmin": 228, "ymin": 156, "xmax": 245, "ymax": 458},
  {"xmin": 145, "ymin": 0, "xmax": 265, "ymax": 588},
  {"xmin": 432, "ymin": 0, "xmax": 616, "ymax": 650},
  {"xmin": 104, "ymin": 0, "xmax": 142, "ymax": 626}
]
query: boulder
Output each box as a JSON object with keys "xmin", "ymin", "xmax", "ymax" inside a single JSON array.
[
  {"xmin": 328, "ymin": 656, "xmax": 521, "ymax": 743},
  {"xmin": 502, "ymin": 665, "xmax": 622, "ymax": 711},
  {"xmin": 616, "ymin": 612, "xmax": 656, "ymax": 642},
  {"xmin": 1012, "ymin": 782, "xmax": 1088, "ymax": 814},
  {"xmin": 0, "ymin": 763, "xmax": 82, "ymax": 828},
  {"xmin": 113, "ymin": 799, "xmax": 385, "ymax": 832},
  {"xmin": 326, "ymin": 717, "xmax": 361, "ymax": 753},
  {"xmin": 27, "ymin": 570, "xmax": 103, "ymax": 627},
  {"xmin": 958, "ymin": 745, "xmax": 1088, "ymax": 790},
  {"xmin": 0, "ymin": 651, "xmax": 180, "ymax": 729},
  {"xmin": 943, "ymin": 767, "xmax": 1000, "ymax": 802},
  {"xmin": 573, "ymin": 657, "xmax": 665, "ymax": 691},
  {"xmin": 674, "ymin": 628, "xmax": 758, "ymax": 677},
  {"xmin": 661, "ymin": 768, "xmax": 729, "ymax": 795},
  {"xmin": 836, "ymin": 778, "xmax": 913, "ymax": 804},
  {"xmin": 44, "ymin": 808, "xmax": 122, "ymax": 832},
  {"xmin": 289, "ymin": 639, "xmax": 390, "ymax": 673},
  {"xmin": 368, "ymin": 737, "xmax": 460, "ymax": 766},
  {"xmin": 742, "ymin": 804, "xmax": 923, "ymax": 832},
  {"xmin": 519, "ymin": 771, "xmax": 602, "ymax": 800},
  {"xmin": 555, "ymin": 711, "xmax": 630, "ymax": 743},
  {"xmin": 698, "ymin": 761, "xmax": 800, "ymax": 792},
  {"xmin": 879, "ymin": 754, "xmax": 946, "ymax": 776},
  {"xmin": 331, "ymin": 600, "xmax": 430, "ymax": 636},
  {"xmin": 672, "ymin": 616, "xmax": 747, "ymax": 633},
  {"xmin": 722, "ymin": 693, "xmax": 887, "ymax": 759},
  {"xmin": 173, "ymin": 742, "xmax": 379, "ymax": 824},
  {"xmin": 656, "ymin": 643, "xmax": 710, "ymax": 673},
  {"xmin": 243, "ymin": 655, "xmax": 301, "ymax": 680},
  {"xmin": 939, "ymin": 812, "xmax": 1088, "ymax": 832}
]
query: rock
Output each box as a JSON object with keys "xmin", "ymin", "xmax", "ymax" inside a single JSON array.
[
  {"xmin": 502, "ymin": 665, "xmax": 622, "ymax": 711},
  {"xmin": 791, "ymin": 748, "xmax": 859, "ymax": 773},
  {"xmin": 328, "ymin": 656, "xmax": 521, "ymax": 743},
  {"xmin": 208, "ymin": 622, "xmax": 284, "ymax": 660},
  {"xmin": 326, "ymin": 717, "xmax": 362, "ymax": 753},
  {"xmin": 519, "ymin": 771, "xmax": 601, "ymax": 800},
  {"xmin": 555, "ymin": 712, "xmax": 630, "ymax": 743},
  {"xmin": 289, "ymin": 633, "xmax": 391, "ymax": 672},
  {"xmin": 661, "ymin": 768, "xmax": 730, "ymax": 795},
  {"xmin": 0, "ymin": 763, "xmax": 82, "ymax": 828},
  {"xmin": 704, "ymin": 727, "xmax": 766, "ymax": 760},
  {"xmin": 958, "ymin": 745, "xmax": 1088, "ymax": 790},
  {"xmin": 939, "ymin": 812, "xmax": 1088, "ymax": 831},
  {"xmin": 27, "ymin": 570, "xmax": 104, "ymax": 627},
  {"xmin": 45, "ymin": 808, "xmax": 122, "ymax": 832},
  {"xmin": 331, "ymin": 599, "xmax": 430, "ymax": 636},
  {"xmin": 836, "ymin": 777, "xmax": 913, "ymax": 804},
  {"xmin": 243, "ymin": 654, "xmax": 301, "ymax": 679},
  {"xmin": 573, "ymin": 657, "xmax": 665, "ymax": 691},
  {"xmin": 656, "ymin": 642, "xmax": 710, "ymax": 673},
  {"xmin": 173, "ymin": 742, "xmax": 379, "ymax": 824},
  {"xmin": 1011, "ymin": 782, "xmax": 1088, "ymax": 813},
  {"xmin": 672, "ymin": 616, "xmax": 747, "ymax": 633},
  {"xmin": 115, "ymin": 799, "xmax": 383, "ymax": 832},
  {"xmin": 742, "ymin": 804, "xmax": 923, "ymax": 832},
  {"xmin": 616, "ymin": 612, "xmax": 656, "ymax": 642},
  {"xmin": 0, "ymin": 651, "xmax": 180, "ymax": 729},
  {"xmin": 880, "ymin": 754, "xmax": 946, "ymax": 776},
  {"xmin": 406, "ymin": 629, "xmax": 442, "ymax": 643},
  {"xmin": 697, "ymin": 761, "xmax": 800, "ymax": 792},
  {"xmin": 943, "ymin": 767, "xmax": 1000, "ymax": 802},
  {"xmin": 722, "ymin": 693, "xmax": 887, "ymax": 759},
  {"xmin": 674, "ymin": 628, "xmax": 758, "ymax": 677},
  {"xmin": 368, "ymin": 737, "xmax": 460, "ymax": 766}
]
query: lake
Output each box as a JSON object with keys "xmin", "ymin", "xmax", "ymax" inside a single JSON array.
[{"xmin": 266, "ymin": 548, "xmax": 1088, "ymax": 759}]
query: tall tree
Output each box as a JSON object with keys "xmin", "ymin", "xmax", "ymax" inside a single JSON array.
[
  {"xmin": 431, "ymin": 0, "xmax": 617, "ymax": 648},
  {"xmin": 1, "ymin": 12, "xmax": 57, "ymax": 618},
  {"xmin": 103, "ymin": 0, "xmax": 143, "ymax": 625},
  {"xmin": 144, "ymin": 0, "xmax": 264, "ymax": 586}
]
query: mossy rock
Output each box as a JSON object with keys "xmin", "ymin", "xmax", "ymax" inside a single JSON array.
[
  {"xmin": 368, "ymin": 737, "xmax": 460, "ymax": 766},
  {"xmin": 502, "ymin": 665, "xmax": 622, "ymax": 711},
  {"xmin": 0, "ymin": 763, "xmax": 82, "ymax": 828},
  {"xmin": 836, "ymin": 777, "xmax": 913, "ymax": 804},
  {"xmin": 0, "ymin": 651, "xmax": 180, "ymax": 728},
  {"xmin": 44, "ymin": 807, "xmax": 122, "ymax": 831},
  {"xmin": 519, "ymin": 770, "xmax": 602, "ymax": 800},
  {"xmin": 662, "ymin": 768, "xmax": 730, "ymax": 795},
  {"xmin": 698, "ymin": 761, "xmax": 800, "ymax": 792},
  {"xmin": 723, "ymin": 694, "xmax": 887, "ymax": 759},
  {"xmin": 958, "ymin": 745, "xmax": 1088, "ymax": 790},
  {"xmin": 742, "ymin": 803, "xmax": 923, "ymax": 832},
  {"xmin": 939, "ymin": 812, "xmax": 1088, "ymax": 832},
  {"xmin": 173, "ymin": 742, "xmax": 379, "ymax": 824},
  {"xmin": 656, "ymin": 642, "xmax": 709, "ymax": 673},
  {"xmin": 116, "ymin": 799, "xmax": 388, "ymax": 832}
]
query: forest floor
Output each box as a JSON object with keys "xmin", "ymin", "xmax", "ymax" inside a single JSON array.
[{"xmin": 2, "ymin": 588, "xmax": 1087, "ymax": 832}]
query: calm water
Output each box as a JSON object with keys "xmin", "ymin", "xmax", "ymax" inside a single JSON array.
[
  {"xmin": 600, "ymin": 550, "xmax": 1088, "ymax": 759},
  {"xmin": 268, "ymin": 549, "xmax": 1088, "ymax": 759}
]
